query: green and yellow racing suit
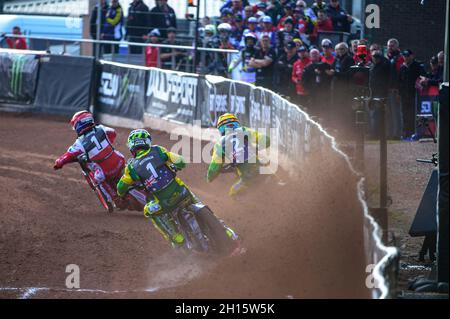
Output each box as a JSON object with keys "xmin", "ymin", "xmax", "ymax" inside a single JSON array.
[
  {"xmin": 207, "ymin": 127, "xmax": 270, "ymax": 196},
  {"xmin": 117, "ymin": 145, "xmax": 193, "ymax": 246}
]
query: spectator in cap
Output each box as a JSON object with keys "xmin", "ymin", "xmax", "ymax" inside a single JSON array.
[
  {"xmin": 276, "ymin": 16, "xmax": 301, "ymax": 53},
  {"xmin": 144, "ymin": 29, "xmax": 161, "ymax": 67},
  {"xmin": 419, "ymin": 55, "xmax": 443, "ymax": 90},
  {"xmin": 292, "ymin": 45, "xmax": 312, "ymax": 106},
  {"xmin": 274, "ymin": 41, "xmax": 299, "ymax": 97},
  {"xmin": 325, "ymin": 0, "xmax": 353, "ymax": 33},
  {"xmin": 302, "ymin": 48, "xmax": 333, "ymax": 120},
  {"xmin": 241, "ymin": 17, "xmax": 261, "ymax": 47},
  {"xmin": 221, "ymin": 8, "xmax": 233, "ymax": 24},
  {"xmin": 249, "ymin": 34, "xmax": 277, "ymax": 89},
  {"xmin": 321, "ymin": 38, "xmax": 335, "ymax": 65},
  {"xmin": 398, "ymin": 49, "xmax": 426, "ymax": 140},
  {"xmin": 160, "ymin": 27, "xmax": 187, "ymax": 71},
  {"xmin": 257, "ymin": 15, "xmax": 277, "ymax": 47},
  {"xmin": 386, "ymin": 38, "xmax": 405, "ymax": 139}
]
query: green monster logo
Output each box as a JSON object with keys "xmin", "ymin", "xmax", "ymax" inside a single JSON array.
[
  {"xmin": 11, "ymin": 55, "xmax": 27, "ymax": 97},
  {"xmin": 119, "ymin": 73, "xmax": 130, "ymax": 105}
]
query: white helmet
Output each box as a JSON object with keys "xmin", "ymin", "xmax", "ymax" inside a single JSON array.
[
  {"xmin": 218, "ymin": 23, "xmax": 232, "ymax": 33},
  {"xmin": 205, "ymin": 24, "xmax": 216, "ymax": 35}
]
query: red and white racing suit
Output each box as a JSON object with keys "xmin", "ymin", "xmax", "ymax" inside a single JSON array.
[{"xmin": 55, "ymin": 125, "xmax": 125, "ymax": 200}]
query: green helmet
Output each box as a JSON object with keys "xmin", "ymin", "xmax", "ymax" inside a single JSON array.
[{"xmin": 127, "ymin": 129, "xmax": 152, "ymax": 154}]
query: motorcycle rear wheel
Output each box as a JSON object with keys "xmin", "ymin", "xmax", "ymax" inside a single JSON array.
[{"xmin": 195, "ymin": 206, "xmax": 236, "ymax": 256}]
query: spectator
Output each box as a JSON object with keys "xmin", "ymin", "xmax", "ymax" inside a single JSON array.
[
  {"xmin": 316, "ymin": 9, "xmax": 333, "ymax": 32},
  {"xmin": 329, "ymin": 42, "xmax": 354, "ymax": 137},
  {"xmin": 386, "ymin": 38, "xmax": 405, "ymax": 139},
  {"xmin": 254, "ymin": 2, "xmax": 268, "ymax": 15},
  {"xmin": 292, "ymin": 45, "xmax": 311, "ymax": 106},
  {"xmin": 437, "ymin": 50, "xmax": 444, "ymax": 68},
  {"xmin": 220, "ymin": 8, "xmax": 233, "ymax": 24},
  {"xmin": 297, "ymin": 1, "xmax": 318, "ymax": 23},
  {"xmin": 349, "ymin": 39, "xmax": 359, "ymax": 57},
  {"xmin": 215, "ymin": 23, "xmax": 236, "ymax": 76},
  {"xmin": 273, "ymin": 41, "xmax": 299, "ymax": 97},
  {"xmin": 160, "ymin": 27, "xmax": 186, "ymax": 70},
  {"xmin": 321, "ymin": 38, "xmax": 335, "ymax": 65},
  {"xmin": 220, "ymin": 0, "xmax": 250, "ymax": 13},
  {"xmin": 368, "ymin": 43, "xmax": 381, "ymax": 58},
  {"xmin": 198, "ymin": 24, "xmax": 218, "ymax": 73},
  {"xmin": 229, "ymin": 33, "xmax": 260, "ymax": 84},
  {"xmin": 294, "ymin": 8, "xmax": 314, "ymax": 47},
  {"xmin": 266, "ymin": 0, "xmax": 284, "ymax": 25},
  {"xmin": 2, "ymin": 26, "xmax": 27, "ymax": 50},
  {"xmin": 368, "ymin": 50, "xmax": 391, "ymax": 138},
  {"xmin": 231, "ymin": 0, "xmax": 245, "ymax": 16},
  {"xmin": 90, "ymin": 0, "xmax": 108, "ymax": 40},
  {"xmin": 145, "ymin": 29, "xmax": 161, "ymax": 67},
  {"xmin": 250, "ymin": 34, "xmax": 277, "ymax": 89},
  {"xmin": 277, "ymin": 2, "xmax": 297, "ymax": 29},
  {"xmin": 419, "ymin": 55, "xmax": 444, "ymax": 89},
  {"xmin": 276, "ymin": 17, "xmax": 301, "ymax": 53},
  {"xmin": 257, "ymin": 16, "xmax": 277, "ymax": 47},
  {"xmin": 302, "ymin": 48, "xmax": 333, "ymax": 119},
  {"xmin": 126, "ymin": 0, "xmax": 149, "ymax": 54},
  {"xmin": 149, "ymin": 0, "xmax": 177, "ymax": 39},
  {"xmin": 311, "ymin": 0, "xmax": 327, "ymax": 16},
  {"xmin": 229, "ymin": 15, "xmax": 245, "ymax": 47},
  {"xmin": 398, "ymin": 49, "xmax": 426, "ymax": 140},
  {"xmin": 326, "ymin": 0, "xmax": 353, "ymax": 33},
  {"xmin": 101, "ymin": 0, "xmax": 123, "ymax": 54},
  {"xmin": 244, "ymin": 5, "xmax": 254, "ymax": 20}
]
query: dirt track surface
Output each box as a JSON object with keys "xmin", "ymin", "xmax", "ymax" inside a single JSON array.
[{"xmin": 0, "ymin": 112, "xmax": 371, "ymax": 299}]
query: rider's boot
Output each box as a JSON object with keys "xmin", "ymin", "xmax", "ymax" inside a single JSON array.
[{"xmin": 144, "ymin": 200, "xmax": 185, "ymax": 247}]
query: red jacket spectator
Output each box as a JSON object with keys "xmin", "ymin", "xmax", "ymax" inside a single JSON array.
[
  {"xmin": 317, "ymin": 17, "xmax": 333, "ymax": 32},
  {"xmin": 292, "ymin": 48, "xmax": 311, "ymax": 95},
  {"xmin": 5, "ymin": 27, "xmax": 27, "ymax": 50},
  {"xmin": 321, "ymin": 54, "xmax": 335, "ymax": 65},
  {"xmin": 145, "ymin": 46, "xmax": 159, "ymax": 67}
]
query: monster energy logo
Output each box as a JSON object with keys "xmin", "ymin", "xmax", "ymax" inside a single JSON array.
[
  {"xmin": 119, "ymin": 74, "xmax": 130, "ymax": 104},
  {"xmin": 11, "ymin": 55, "xmax": 27, "ymax": 97}
]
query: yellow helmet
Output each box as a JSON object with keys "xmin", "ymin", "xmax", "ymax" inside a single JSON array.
[{"xmin": 217, "ymin": 113, "xmax": 240, "ymax": 129}]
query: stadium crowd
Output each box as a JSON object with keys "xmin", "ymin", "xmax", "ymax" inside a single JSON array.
[{"xmin": 85, "ymin": 0, "xmax": 445, "ymax": 141}]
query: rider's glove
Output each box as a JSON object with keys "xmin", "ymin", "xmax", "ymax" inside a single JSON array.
[{"xmin": 53, "ymin": 159, "xmax": 63, "ymax": 170}]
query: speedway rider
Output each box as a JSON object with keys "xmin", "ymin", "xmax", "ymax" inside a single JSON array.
[
  {"xmin": 116, "ymin": 129, "xmax": 195, "ymax": 247},
  {"xmin": 207, "ymin": 113, "xmax": 270, "ymax": 197},
  {"xmin": 53, "ymin": 110, "xmax": 128, "ymax": 208}
]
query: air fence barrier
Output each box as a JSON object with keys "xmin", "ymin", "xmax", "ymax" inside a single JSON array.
[{"xmin": 0, "ymin": 50, "xmax": 399, "ymax": 298}]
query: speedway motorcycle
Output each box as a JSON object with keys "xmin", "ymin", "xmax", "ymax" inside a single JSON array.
[{"xmin": 77, "ymin": 154, "xmax": 147, "ymax": 213}]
